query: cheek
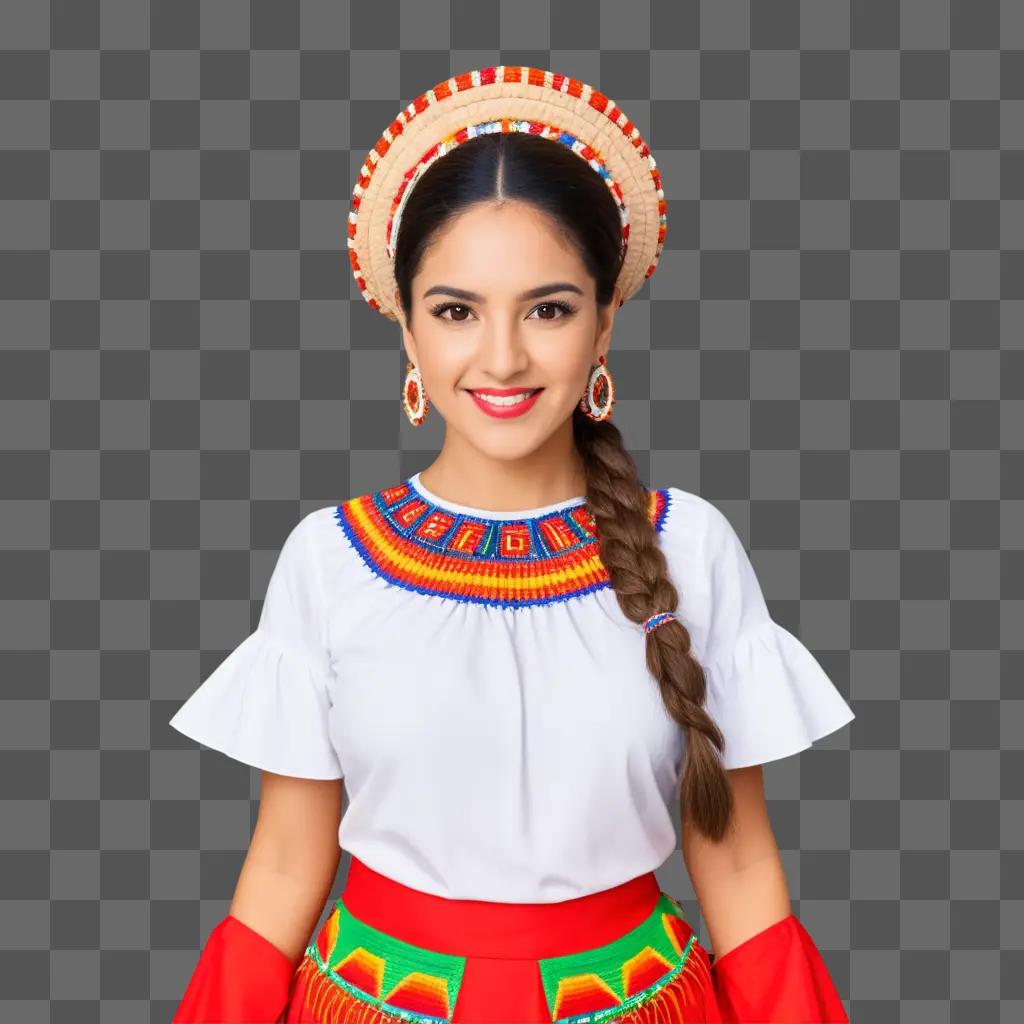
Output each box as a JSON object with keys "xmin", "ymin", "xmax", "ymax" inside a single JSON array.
[
  {"xmin": 534, "ymin": 338, "xmax": 595, "ymax": 388},
  {"xmin": 416, "ymin": 344, "xmax": 478, "ymax": 410},
  {"xmin": 415, "ymin": 329, "xmax": 462, "ymax": 380}
]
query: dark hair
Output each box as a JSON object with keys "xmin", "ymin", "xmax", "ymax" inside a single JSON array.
[{"xmin": 392, "ymin": 132, "xmax": 735, "ymax": 842}]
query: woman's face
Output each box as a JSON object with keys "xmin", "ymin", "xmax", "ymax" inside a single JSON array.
[{"xmin": 394, "ymin": 200, "xmax": 620, "ymax": 463}]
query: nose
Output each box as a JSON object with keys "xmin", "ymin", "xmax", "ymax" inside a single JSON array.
[{"xmin": 477, "ymin": 319, "xmax": 531, "ymax": 379}]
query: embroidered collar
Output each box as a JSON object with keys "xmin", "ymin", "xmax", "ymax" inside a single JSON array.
[{"xmin": 334, "ymin": 476, "xmax": 672, "ymax": 608}]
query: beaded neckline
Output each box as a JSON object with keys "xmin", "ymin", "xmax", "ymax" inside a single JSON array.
[{"xmin": 334, "ymin": 477, "xmax": 673, "ymax": 609}]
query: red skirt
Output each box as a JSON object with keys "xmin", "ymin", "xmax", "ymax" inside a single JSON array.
[
  {"xmin": 283, "ymin": 855, "xmax": 721, "ymax": 1023},
  {"xmin": 171, "ymin": 855, "xmax": 849, "ymax": 1022}
]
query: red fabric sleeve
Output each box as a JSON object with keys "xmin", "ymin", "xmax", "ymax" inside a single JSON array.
[
  {"xmin": 172, "ymin": 914, "xmax": 298, "ymax": 1024},
  {"xmin": 710, "ymin": 912, "xmax": 849, "ymax": 1023}
]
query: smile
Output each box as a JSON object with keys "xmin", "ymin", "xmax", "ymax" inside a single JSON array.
[{"xmin": 467, "ymin": 388, "xmax": 544, "ymax": 418}]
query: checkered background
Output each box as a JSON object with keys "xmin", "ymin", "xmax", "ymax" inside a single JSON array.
[{"xmin": 1, "ymin": 0, "xmax": 1021, "ymax": 1021}]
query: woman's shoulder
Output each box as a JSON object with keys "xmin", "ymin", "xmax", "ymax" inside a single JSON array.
[
  {"xmin": 291, "ymin": 501, "xmax": 367, "ymax": 578},
  {"xmin": 657, "ymin": 485, "xmax": 737, "ymax": 553},
  {"xmin": 653, "ymin": 485, "xmax": 757, "ymax": 619},
  {"xmin": 659, "ymin": 484, "xmax": 718, "ymax": 519}
]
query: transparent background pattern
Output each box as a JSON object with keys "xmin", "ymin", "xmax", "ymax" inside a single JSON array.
[{"xmin": 0, "ymin": 1, "xmax": 1021, "ymax": 1021}]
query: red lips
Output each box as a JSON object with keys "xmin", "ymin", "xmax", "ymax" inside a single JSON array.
[{"xmin": 467, "ymin": 388, "xmax": 543, "ymax": 419}]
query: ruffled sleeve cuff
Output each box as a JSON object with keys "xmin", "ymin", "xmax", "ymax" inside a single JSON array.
[
  {"xmin": 711, "ymin": 913, "xmax": 850, "ymax": 1023},
  {"xmin": 169, "ymin": 626, "xmax": 344, "ymax": 780},
  {"xmin": 172, "ymin": 914, "xmax": 296, "ymax": 1023},
  {"xmin": 702, "ymin": 617, "xmax": 856, "ymax": 770}
]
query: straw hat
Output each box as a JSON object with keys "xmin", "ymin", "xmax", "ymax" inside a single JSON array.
[{"xmin": 347, "ymin": 65, "xmax": 667, "ymax": 322}]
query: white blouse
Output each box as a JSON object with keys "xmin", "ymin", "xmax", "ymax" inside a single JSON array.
[{"xmin": 169, "ymin": 472, "xmax": 855, "ymax": 903}]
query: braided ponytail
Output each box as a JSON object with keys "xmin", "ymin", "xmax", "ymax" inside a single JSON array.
[{"xmin": 573, "ymin": 410, "xmax": 735, "ymax": 842}]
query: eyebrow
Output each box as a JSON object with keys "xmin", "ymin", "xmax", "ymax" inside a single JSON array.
[{"xmin": 421, "ymin": 282, "xmax": 585, "ymax": 302}]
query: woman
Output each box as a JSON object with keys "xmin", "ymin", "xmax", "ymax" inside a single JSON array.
[{"xmin": 168, "ymin": 66, "xmax": 855, "ymax": 1023}]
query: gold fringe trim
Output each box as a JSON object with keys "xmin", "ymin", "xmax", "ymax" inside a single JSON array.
[
  {"xmin": 608, "ymin": 939, "xmax": 715, "ymax": 1024},
  {"xmin": 294, "ymin": 954, "xmax": 445, "ymax": 1024}
]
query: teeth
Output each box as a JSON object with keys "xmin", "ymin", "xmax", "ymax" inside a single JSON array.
[{"xmin": 473, "ymin": 391, "xmax": 538, "ymax": 406}]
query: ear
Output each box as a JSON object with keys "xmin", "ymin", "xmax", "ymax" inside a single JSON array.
[
  {"xmin": 594, "ymin": 284, "xmax": 622, "ymax": 361},
  {"xmin": 394, "ymin": 288, "xmax": 419, "ymax": 366}
]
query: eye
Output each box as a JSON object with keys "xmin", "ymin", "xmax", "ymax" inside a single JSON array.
[
  {"xmin": 429, "ymin": 302, "xmax": 474, "ymax": 323},
  {"xmin": 428, "ymin": 300, "xmax": 578, "ymax": 323},
  {"xmin": 529, "ymin": 301, "xmax": 578, "ymax": 321}
]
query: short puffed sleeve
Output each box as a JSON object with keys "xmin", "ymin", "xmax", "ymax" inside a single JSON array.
[
  {"xmin": 168, "ymin": 511, "xmax": 344, "ymax": 779},
  {"xmin": 667, "ymin": 488, "xmax": 856, "ymax": 770}
]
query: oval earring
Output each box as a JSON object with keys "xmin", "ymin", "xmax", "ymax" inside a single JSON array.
[
  {"xmin": 579, "ymin": 354, "xmax": 615, "ymax": 421},
  {"xmin": 402, "ymin": 361, "xmax": 429, "ymax": 426}
]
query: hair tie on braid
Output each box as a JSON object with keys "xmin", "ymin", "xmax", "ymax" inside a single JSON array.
[{"xmin": 642, "ymin": 611, "xmax": 679, "ymax": 635}]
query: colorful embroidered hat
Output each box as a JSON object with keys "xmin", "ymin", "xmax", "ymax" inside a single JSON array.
[{"xmin": 348, "ymin": 65, "xmax": 668, "ymax": 322}]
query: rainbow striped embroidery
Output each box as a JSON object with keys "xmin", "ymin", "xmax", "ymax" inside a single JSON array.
[
  {"xmin": 538, "ymin": 892, "xmax": 711, "ymax": 1023},
  {"xmin": 334, "ymin": 479, "xmax": 672, "ymax": 609},
  {"xmin": 293, "ymin": 891, "xmax": 710, "ymax": 1023},
  {"xmin": 295, "ymin": 899, "xmax": 466, "ymax": 1023}
]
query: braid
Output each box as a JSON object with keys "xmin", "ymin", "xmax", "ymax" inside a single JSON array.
[{"xmin": 573, "ymin": 409, "xmax": 735, "ymax": 842}]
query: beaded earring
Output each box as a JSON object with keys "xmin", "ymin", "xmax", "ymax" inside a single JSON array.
[
  {"xmin": 402, "ymin": 361, "xmax": 429, "ymax": 426},
  {"xmin": 579, "ymin": 354, "xmax": 615, "ymax": 421}
]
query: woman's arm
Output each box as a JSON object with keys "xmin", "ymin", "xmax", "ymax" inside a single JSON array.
[
  {"xmin": 228, "ymin": 771, "xmax": 345, "ymax": 968},
  {"xmin": 682, "ymin": 764, "xmax": 850, "ymax": 1022},
  {"xmin": 172, "ymin": 772, "xmax": 345, "ymax": 1023},
  {"xmin": 680, "ymin": 763, "xmax": 791, "ymax": 959}
]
